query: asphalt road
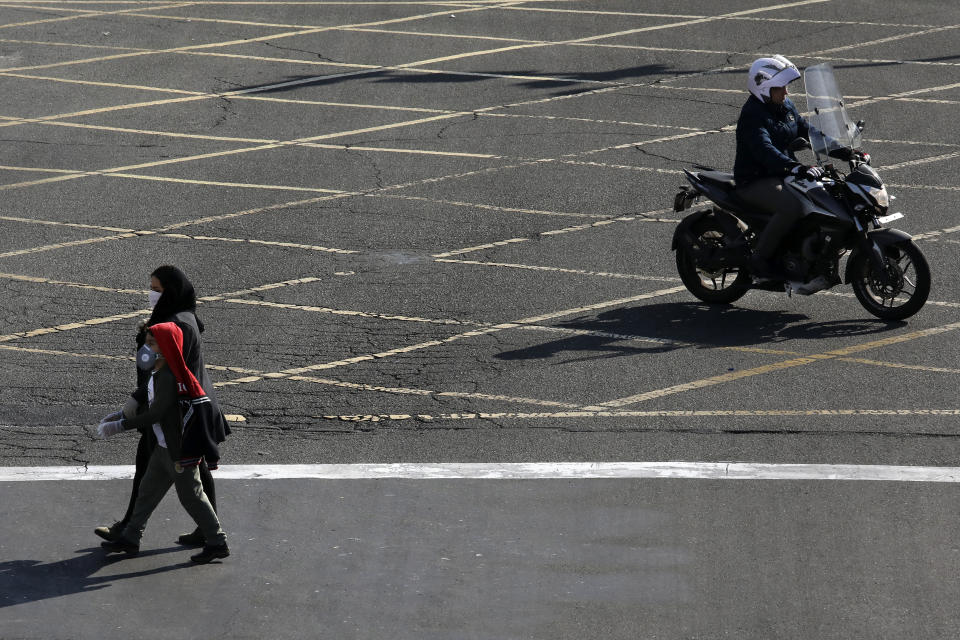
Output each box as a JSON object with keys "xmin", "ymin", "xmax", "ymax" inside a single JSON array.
[{"xmin": 1, "ymin": 0, "xmax": 959, "ymax": 637}]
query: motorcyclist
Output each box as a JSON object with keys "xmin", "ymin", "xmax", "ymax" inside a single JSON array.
[{"xmin": 733, "ymin": 55, "xmax": 850, "ymax": 278}]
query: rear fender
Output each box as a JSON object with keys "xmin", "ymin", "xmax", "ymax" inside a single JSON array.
[
  {"xmin": 843, "ymin": 228, "xmax": 913, "ymax": 283},
  {"xmin": 671, "ymin": 208, "xmax": 746, "ymax": 251}
]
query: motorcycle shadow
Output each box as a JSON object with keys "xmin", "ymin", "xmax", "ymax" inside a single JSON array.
[{"xmin": 496, "ymin": 302, "xmax": 905, "ymax": 362}]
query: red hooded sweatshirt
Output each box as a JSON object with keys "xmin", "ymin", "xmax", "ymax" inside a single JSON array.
[{"xmin": 150, "ymin": 322, "xmax": 220, "ymax": 469}]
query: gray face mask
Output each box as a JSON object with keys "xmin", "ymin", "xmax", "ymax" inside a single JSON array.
[{"xmin": 136, "ymin": 345, "xmax": 158, "ymax": 371}]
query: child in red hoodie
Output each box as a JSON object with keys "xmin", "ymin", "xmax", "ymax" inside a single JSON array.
[{"xmin": 98, "ymin": 322, "xmax": 229, "ymax": 563}]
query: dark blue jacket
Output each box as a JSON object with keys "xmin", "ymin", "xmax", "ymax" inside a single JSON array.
[{"xmin": 734, "ymin": 95, "xmax": 809, "ymax": 184}]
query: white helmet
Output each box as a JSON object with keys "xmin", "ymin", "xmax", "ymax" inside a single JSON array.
[{"xmin": 748, "ymin": 55, "xmax": 800, "ymax": 102}]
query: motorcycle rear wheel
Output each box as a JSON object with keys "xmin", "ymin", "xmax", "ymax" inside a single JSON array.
[
  {"xmin": 675, "ymin": 217, "xmax": 750, "ymax": 304},
  {"xmin": 850, "ymin": 240, "xmax": 930, "ymax": 320}
]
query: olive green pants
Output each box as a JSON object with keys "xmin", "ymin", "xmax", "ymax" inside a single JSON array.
[{"xmin": 122, "ymin": 446, "xmax": 226, "ymax": 547}]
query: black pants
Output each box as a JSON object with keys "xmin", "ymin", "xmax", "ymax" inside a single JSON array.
[
  {"xmin": 736, "ymin": 177, "xmax": 805, "ymax": 258},
  {"xmin": 120, "ymin": 430, "xmax": 217, "ymax": 525}
]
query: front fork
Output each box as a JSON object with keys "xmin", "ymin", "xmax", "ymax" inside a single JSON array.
[{"xmin": 853, "ymin": 216, "xmax": 890, "ymax": 285}]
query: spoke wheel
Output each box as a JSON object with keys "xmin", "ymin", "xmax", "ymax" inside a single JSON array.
[
  {"xmin": 851, "ymin": 240, "xmax": 930, "ymax": 320},
  {"xmin": 675, "ymin": 218, "xmax": 750, "ymax": 304}
]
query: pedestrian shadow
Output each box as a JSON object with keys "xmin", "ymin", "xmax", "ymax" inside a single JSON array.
[
  {"xmin": 497, "ymin": 302, "xmax": 904, "ymax": 363},
  {"xmin": 0, "ymin": 546, "xmax": 190, "ymax": 608}
]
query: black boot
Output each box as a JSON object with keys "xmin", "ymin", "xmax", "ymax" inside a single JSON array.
[
  {"xmin": 101, "ymin": 537, "xmax": 139, "ymax": 556},
  {"xmin": 748, "ymin": 253, "xmax": 783, "ymax": 280},
  {"xmin": 191, "ymin": 544, "xmax": 229, "ymax": 564},
  {"xmin": 177, "ymin": 528, "xmax": 206, "ymax": 547},
  {"xmin": 94, "ymin": 520, "xmax": 126, "ymax": 542}
]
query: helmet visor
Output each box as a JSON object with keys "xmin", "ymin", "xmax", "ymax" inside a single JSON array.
[{"xmin": 766, "ymin": 65, "xmax": 800, "ymax": 88}]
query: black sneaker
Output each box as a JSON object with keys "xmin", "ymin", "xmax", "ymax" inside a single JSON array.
[
  {"xmin": 94, "ymin": 521, "xmax": 126, "ymax": 542},
  {"xmin": 191, "ymin": 544, "xmax": 230, "ymax": 564},
  {"xmin": 177, "ymin": 529, "xmax": 206, "ymax": 547},
  {"xmin": 101, "ymin": 537, "xmax": 139, "ymax": 555}
]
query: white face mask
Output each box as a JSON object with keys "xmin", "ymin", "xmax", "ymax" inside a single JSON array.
[{"xmin": 148, "ymin": 290, "xmax": 162, "ymax": 308}]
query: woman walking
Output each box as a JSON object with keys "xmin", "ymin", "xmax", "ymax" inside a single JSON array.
[
  {"xmin": 99, "ymin": 322, "xmax": 229, "ymax": 563},
  {"xmin": 95, "ymin": 265, "xmax": 229, "ymax": 547}
]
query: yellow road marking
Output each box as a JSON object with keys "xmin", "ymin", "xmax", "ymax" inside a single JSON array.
[
  {"xmin": 0, "ymin": 308, "xmax": 151, "ymax": 342},
  {"xmin": 889, "ymin": 184, "xmax": 960, "ymax": 193},
  {"xmin": 0, "ymin": 3, "xmax": 498, "ymax": 74},
  {"xmin": 0, "ymin": 1, "xmax": 192, "ymax": 30},
  {"xmin": 370, "ymin": 194, "xmax": 609, "ymax": 219},
  {"xmin": 430, "ymin": 210, "xmax": 674, "ymax": 258},
  {"xmin": 588, "ymin": 321, "xmax": 960, "ymax": 409},
  {"xmin": 214, "ymin": 286, "xmax": 688, "ymax": 387},
  {"xmin": 0, "ymin": 343, "xmax": 132, "ymax": 361},
  {"xmin": 0, "ymin": 36, "xmax": 146, "ymax": 52},
  {"xmin": 0, "ymin": 110, "xmax": 479, "ymax": 194},
  {"xmin": 106, "ymin": 172, "xmax": 349, "ymax": 193},
  {"xmin": 0, "ymin": 212, "xmax": 134, "ymax": 232},
  {"xmin": 0, "ymin": 271, "xmax": 143, "ymax": 294},
  {"xmin": 28, "ymin": 119, "xmax": 273, "ymax": 144},
  {"xmin": 0, "ymin": 220, "xmax": 358, "ymax": 257},
  {"xmin": 810, "ymin": 23, "xmax": 960, "ymax": 56},
  {"xmin": 160, "ymin": 232, "xmax": 358, "ymax": 254},
  {"xmin": 323, "ymin": 409, "xmax": 960, "ymax": 422},
  {"xmin": 0, "ymin": 343, "xmax": 579, "ymax": 413},
  {"xmin": 222, "ymin": 297, "xmax": 484, "ymax": 326},
  {"xmin": 881, "ymin": 151, "xmax": 960, "ymax": 171},
  {"xmin": 914, "ymin": 223, "xmax": 960, "ymax": 240},
  {"xmin": 286, "ymin": 374, "xmax": 583, "ymax": 409},
  {"xmin": 560, "ymin": 160, "xmax": 683, "ymax": 174},
  {"xmin": 197, "ymin": 276, "xmax": 325, "ymax": 302},
  {"xmin": 0, "ymin": 276, "xmax": 324, "ymax": 343},
  {"xmin": 0, "ymin": 230, "xmax": 141, "ymax": 258},
  {"xmin": 435, "ymin": 258, "xmax": 681, "ymax": 282},
  {"xmin": 0, "ymin": 0, "xmax": 832, "ymax": 135},
  {"xmin": 837, "ymin": 358, "xmax": 960, "ymax": 375},
  {"xmin": 157, "ymin": 192, "xmax": 357, "ymax": 231}
]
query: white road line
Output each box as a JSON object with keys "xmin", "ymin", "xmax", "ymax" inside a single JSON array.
[
  {"xmin": 880, "ymin": 151, "xmax": 960, "ymax": 171},
  {"xmin": 5, "ymin": 462, "xmax": 960, "ymax": 482}
]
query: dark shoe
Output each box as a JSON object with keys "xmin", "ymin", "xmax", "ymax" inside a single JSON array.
[
  {"xmin": 101, "ymin": 537, "xmax": 139, "ymax": 555},
  {"xmin": 748, "ymin": 253, "xmax": 783, "ymax": 280},
  {"xmin": 177, "ymin": 529, "xmax": 206, "ymax": 547},
  {"xmin": 191, "ymin": 544, "xmax": 230, "ymax": 564},
  {"xmin": 94, "ymin": 521, "xmax": 126, "ymax": 542}
]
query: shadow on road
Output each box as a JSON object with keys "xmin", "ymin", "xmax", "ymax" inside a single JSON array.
[
  {"xmin": 496, "ymin": 302, "xmax": 905, "ymax": 363},
  {"xmin": 225, "ymin": 63, "xmax": 691, "ymax": 97},
  {"xmin": 0, "ymin": 546, "xmax": 190, "ymax": 609}
]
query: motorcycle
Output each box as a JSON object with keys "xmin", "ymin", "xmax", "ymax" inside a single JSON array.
[{"xmin": 671, "ymin": 63, "xmax": 930, "ymax": 321}]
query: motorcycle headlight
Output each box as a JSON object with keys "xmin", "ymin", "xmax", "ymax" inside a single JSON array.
[{"xmin": 867, "ymin": 185, "xmax": 889, "ymax": 209}]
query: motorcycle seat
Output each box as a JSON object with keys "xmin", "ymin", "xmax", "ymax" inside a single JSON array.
[{"xmin": 698, "ymin": 171, "xmax": 737, "ymax": 190}]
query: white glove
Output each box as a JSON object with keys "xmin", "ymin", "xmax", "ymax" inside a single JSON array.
[
  {"xmin": 101, "ymin": 411, "xmax": 122, "ymax": 423},
  {"xmin": 792, "ymin": 164, "xmax": 824, "ymax": 180},
  {"xmin": 97, "ymin": 419, "xmax": 124, "ymax": 438}
]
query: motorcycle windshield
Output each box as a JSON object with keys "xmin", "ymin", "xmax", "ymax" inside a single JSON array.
[{"xmin": 804, "ymin": 63, "xmax": 862, "ymax": 162}]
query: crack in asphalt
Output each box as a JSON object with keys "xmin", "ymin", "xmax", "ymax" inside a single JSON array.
[{"xmin": 261, "ymin": 40, "xmax": 345, "ymax": 64}]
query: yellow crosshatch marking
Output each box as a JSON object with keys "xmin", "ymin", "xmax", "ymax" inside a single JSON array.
[{"xmin": 0, "ymin": 0, "xmax": 956, "ymax": 432}]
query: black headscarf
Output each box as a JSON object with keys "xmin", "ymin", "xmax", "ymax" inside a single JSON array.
[
  {"xmin": 132, "ymin": 266, "xmax": 210, "ymax": 402},
  {"xmin": 146, "ymin": 265, "xmax": 204, "ymax": 333}
]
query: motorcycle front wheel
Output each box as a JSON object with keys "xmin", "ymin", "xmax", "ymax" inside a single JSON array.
[
  {"xmin": 675, "ymin": 217, "xmax": 750, "ymax": 304},
  {"xmin": 850, "ymin": 240, "xmax": 930, "ymax": 320}
]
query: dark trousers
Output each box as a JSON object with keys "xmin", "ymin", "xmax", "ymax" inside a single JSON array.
[
  {"xmin": 121, "ymin": 446, "xmax": 226, "ymax": 547},
  {"xmin": 120, "ymin": 430, "xmax": 217, "ymax": 525},
  {"xmin": 736, "ymin": 177, "xmax": 805, "ymax": 258}
]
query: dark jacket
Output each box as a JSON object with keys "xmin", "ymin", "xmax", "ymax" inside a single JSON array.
[
  {"xmin": 132, "ymin": 311, "xmax": 229, "ymax": 442},
  {"xmin": 734, "ymin": 95, "xmax": 809, "ymax": 184},
  {"xmin": 127, "ymin": 322, "xmax": 224, "ymax": 468},
  {"xmin": 123, "ymin": 367, "xmax": 186, "ymax": 460}
]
